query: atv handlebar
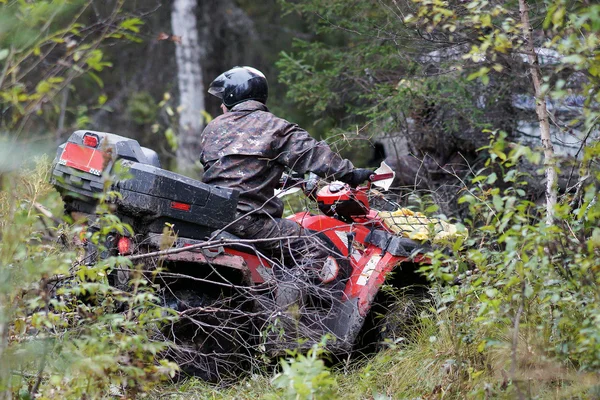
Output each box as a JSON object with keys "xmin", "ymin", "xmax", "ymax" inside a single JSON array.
[
  {"xmin": 368, "ymin": 172, "xmax": 394, "ymax": 183},
  {"xmin": 280, "ymin": 171, "xmax": 393, "ymax": 191}
]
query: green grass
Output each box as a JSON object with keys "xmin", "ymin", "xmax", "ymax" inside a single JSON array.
[
  {"xmin": 4, "ymin": 163, "xmax": 600, "ymax": 399},
  {"xmin": 149, "ymin": 307, "xmax": 600, "ymax": 399}
]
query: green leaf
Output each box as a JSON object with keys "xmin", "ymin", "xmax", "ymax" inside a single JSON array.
[
  {"xmin": 481, "ymin": 14, "xmax": 491, "ymax": 28},
  {"xmin": 467, "ymin": 66, "xmax": 491, "ymax": 83},
  {"xmin": 165, "ymin": 128, "xmax": 178, "ymax": 151},
  {"xmin": 477, "ymin": 340, "xmax": 487, "ymax": 353},
  {"xmin": 552, "ymin": 7, "xmax": 566, "ymax": 28},
  {"xmin": 119, "ymin": 18, "xmax": 143, "ymax": 33},
  {"xmin": 0, "ymin": 48, "xmax": 9, "ymax": 61},
  {"xmin": 88, "ymin": 71, "xmax": 104, "ymax": 88},
  {"xmin": 486, "ymin": 172, "xmax": 497, "ymax": 184},
  {"xmin": 543, "ymin": 4, "xmax": 557, "ymax": 29},
  {"xmin": 492, "ymin": 194, "xmax": 503, "ymax": 212},
  {"xmin": 562, "ymin": 54, "xmax": 586, "ymax": 66},
  {"xmin": 425, "ymin": 204, "xmax": 439, "ymax": 213}
]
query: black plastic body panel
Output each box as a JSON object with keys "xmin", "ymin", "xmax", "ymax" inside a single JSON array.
[
  {"xmin": 51, "ymin": 130, "xmax": 239, "ymax": 240},
  {"xmin": 318, "ymin": 198, "xmax": 366, "ymax": 219},
  {"xmin": 117, "ymin": 161, "xmax": 212, "ymax": 206},
  {"xmin": 364, "ymin": 229, "xmax": 428, "ymax": 257},
  {"xmin": 115, "ymin": 161, "xmax": 238, "ymax": 239},
  {"xmin": 51, "ymin": 130, "xmax": 162, "ymax": 212},
  {"xmin": 324, "ymin": 298, "xmax": 364, "ymax": 351}
]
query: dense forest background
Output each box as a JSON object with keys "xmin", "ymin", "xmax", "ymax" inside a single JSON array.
[
  {"xmin": 1, "ymin": 0, "xmax": 594, "ymax": 212},
  {"xmin": 1, "ymin": 0, "xmax": 599, "ymax": 398}
]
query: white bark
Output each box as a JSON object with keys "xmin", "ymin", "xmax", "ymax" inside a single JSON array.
[
  {"xmin": 519, "ymin": 0, "xmax": 558, "ymax": 224},
  {"xmin": 171, "ymin": 0, "xmax": 205, "ymax": 175}
]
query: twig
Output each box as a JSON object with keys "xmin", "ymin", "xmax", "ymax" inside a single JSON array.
[
  {"xmin": 126, "ymin": 234, "xmax": 324, "ymax": 262},
  {"xmin": 0, "ymin": 47, "xmax": 13, "ymax": 90},
  {"xmin": 33, "ymin": 202, "xmax": 61, "ymax": 224},
  {"xmin": 56, "ymin": 88, "xmax": 69, "ymax": 143},
  {"xmin": 29, "ymin": 339, "xmax": 49, "ymax": 399}
]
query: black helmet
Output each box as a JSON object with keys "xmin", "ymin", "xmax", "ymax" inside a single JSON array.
[{"xmin": 208, "ymin": 66, "xmax": 268, "ymax": 108}]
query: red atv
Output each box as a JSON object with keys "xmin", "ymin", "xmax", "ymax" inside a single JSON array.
[{"xmin": 51, "ymin": 130, "xmax": 431, "ymax": 381}]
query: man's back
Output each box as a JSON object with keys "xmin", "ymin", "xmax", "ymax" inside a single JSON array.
[
  {"xmin": 200, "ymin": 100, "xmax": 354, "ymax": 218},
  {"xmin": 200, "ymin": 100, "xmax": 287, "ymax": 217}
]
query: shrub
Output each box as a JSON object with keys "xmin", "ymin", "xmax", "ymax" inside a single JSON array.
[
  {"xmin": 271, "ymin": 337, "xmax": 338, "ymax": 400},
  {"xmin": 420, "ymin": 135, "xmax": 600, "ymax": 396},
  {"xmin": 0, "ymin": 160, "xmax": 177, "ymax": 398}
]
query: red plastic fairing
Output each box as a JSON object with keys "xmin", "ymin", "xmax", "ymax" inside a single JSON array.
[
  {"xmin": 316, "ymin": 185, "xmax": 352, "ymax": 204},
  {"xmin": 350, "ymin": 210, "xmax": 392, "ymax": 231},
  {"xmin": 290, "ymin": 211, "xmax": 429, "ymax": 317},
  {"xmin": 347, "ymin": 250, "xmax": 404, "ymax": 316},
  {"xmin": 59, "ymin": 142, "xmax": 105, "ymax": 176},
  {"xmin": 347, "ymin": 251, "xmax": 430, "ymax": 316},
  {"xmin": 163, "ymin": 247, "xmax": 271, "ymax": 284},
  {"xmin": 288, "ymin": 212, "xmax": 371, "ymax": 257}
]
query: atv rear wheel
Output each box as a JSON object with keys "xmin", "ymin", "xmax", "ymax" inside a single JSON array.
[{"xmin": 160, "ymin": 288, "xmax": 255, "ymax": 383}]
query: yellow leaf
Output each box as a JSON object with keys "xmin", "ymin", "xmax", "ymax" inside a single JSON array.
[
  {"xmin": 481, "ymin": 14, "xmax": 491, "ymax": 28},
  {"xmin": 201, "ymin": 109, "xmax": 213, "ymax": 124},
  {"xmin": 477, "ymin": 340, "xmax": 486, "ymax": 353},
  {"xmin": 472, "ymin": 370, "xmax": 484, "ymax": 379}
]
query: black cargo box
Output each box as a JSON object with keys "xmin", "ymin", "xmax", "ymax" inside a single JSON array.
[
  {"xmin": 51, "ymin": 130, "xmax": 239, "ymax": 240},
  {"xmin": 115, "ymin": 161, "xmax": 239, "ymax": 239}
]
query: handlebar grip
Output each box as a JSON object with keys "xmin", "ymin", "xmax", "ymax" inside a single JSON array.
[{"xmin": 369, "ymin": 172, "xmax": 394, "ymax": 182}]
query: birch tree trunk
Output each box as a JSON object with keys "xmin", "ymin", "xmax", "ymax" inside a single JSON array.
[
  {"xmin": 519, "ymin": 0, "xmax": 558, "ymax": 224},
  {"xmin": 171, "ymin": 0, "xmax": 205, "ymax": 175}
]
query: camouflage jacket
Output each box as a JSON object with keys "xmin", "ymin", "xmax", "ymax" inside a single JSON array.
[{"xmin": 199, "ymin": 100, "xmax": 355, "ymax": 217}]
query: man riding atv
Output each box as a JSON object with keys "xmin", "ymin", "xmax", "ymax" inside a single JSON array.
[
  {"xmin": 199, "ymin": 66, "xmax": 372, "ymax": 297},
  {"xmin": 49, "ymin": 68, "xmax": 432, "ymax": 379}
]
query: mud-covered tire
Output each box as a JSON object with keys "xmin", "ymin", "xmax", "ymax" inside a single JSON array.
[{"xmin": 160, "ymin": 289, "xmax": 254, "ymax": 383}]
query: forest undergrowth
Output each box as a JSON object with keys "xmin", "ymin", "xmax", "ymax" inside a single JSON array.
[
  {"xmin": 2, "ymin": 0, "xmax": 600, "ymax": 398},
  {"xmin": 2, "ymin": 139, "xmax": 599, "ymax": 399}
]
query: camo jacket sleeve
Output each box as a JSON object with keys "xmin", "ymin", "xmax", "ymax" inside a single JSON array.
[{"xmin": 274, "ymin": 122, "xmax": 355, "ymax": 180}]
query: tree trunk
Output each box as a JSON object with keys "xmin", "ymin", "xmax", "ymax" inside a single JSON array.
[
  {"xmin": 519, "ymin": 0, "xmax": 558, "ymax": 224},
  {"xmin": 171, "ymin": 0, "xmax": 205, "ymax": 176}
]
